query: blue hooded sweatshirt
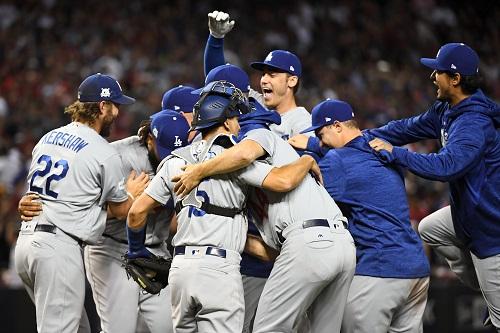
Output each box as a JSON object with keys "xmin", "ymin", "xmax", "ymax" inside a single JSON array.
[{"xmin": 366, "ymin": 90, "xmax": 500, "ymax": 258}]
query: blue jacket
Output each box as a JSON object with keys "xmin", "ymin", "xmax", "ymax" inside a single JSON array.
[
  {"xmin": 366, "ymin": 90, "xmax": 500, "ymax": 258},
  {"xmin": 320, "ymin": 136, "xmax": 430, "ymax": 278}
]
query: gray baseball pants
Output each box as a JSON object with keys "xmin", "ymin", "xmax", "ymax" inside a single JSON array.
[
  {"xmin": 419, "ymin": 205, "xmax": 500, "ymax": 331},
  {"xmin": 15, "ymin": 221, "xmax": 88, "ymax": 333},
  {"xmin": 253, "ymin": 221, "xmax": 356, "ymax": 333},
  {"xmin": 341, "ymin": 276, "xmax": 429, "ymax": 333},
  {"xmin": 84, "ymin": 237, "xmax": 173, "ymax": 333},
  {"xmin": 169, "ymin": 246, "xmax": 244, "ymax": 333}
]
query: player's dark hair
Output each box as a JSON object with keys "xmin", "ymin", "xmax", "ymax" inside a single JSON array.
[
  {"xmin": 64, "ymin": 101, "xmax": 101, "ymax": 124},
  {"xmin": 138, "ymin": 119, "xmax": 152, "ymax": 146},
  {"xmin": 443, "ymin": 72, "xmax": 482, "ymax": 95},
  {"xmin": 458, "ymin": 74, "xmax": 482, "ymax": 95}
]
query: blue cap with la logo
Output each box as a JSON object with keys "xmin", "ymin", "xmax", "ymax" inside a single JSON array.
[
  {"xmin": 250, "ymin": 50, "xmax": 302, "ymax": 77},
  {"xmin": 78, "ymin": 73, "xmax": 136, "ymax": 105},
  {"xmin": 150, "ymin": 109, "xmax": 190, "ymax": 160}
]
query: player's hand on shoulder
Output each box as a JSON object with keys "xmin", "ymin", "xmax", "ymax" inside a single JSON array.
[
  {"xmin": 171, "ymin": 164, "xmax": 202, "ymax": 198},
  {"xmin": 126, "ymin": 170, "xmax": 150, "ymax": 199},
  {"xmin": 369, "ymin": 138, "xmax": 394, "ymax": 153},
  {"xmin": 288, "ymin": 134, "xmax": 309, "ymax": 150},
  {"xmin": 18, "ymin": 193, "xmax": 42, "ymax": 221},
  {"xmin": 208, "ymin": 10, "xmax": 235, "ymax": 38}
]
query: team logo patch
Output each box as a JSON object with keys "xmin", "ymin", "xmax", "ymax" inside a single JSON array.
[
  {"xmin": 174, "ymin": 135, "xmax": 183, "ymax": 147},
  {"xmin": 153, "ymin": 127, "xmax": 159, "ymax": 138},
  {"xmin": 100, "ymin": 88, "xmax": 111, "ymax": 98},
  {"xmin": 265, "ymin": 53, "xmax": 273, "ymax": 62}
]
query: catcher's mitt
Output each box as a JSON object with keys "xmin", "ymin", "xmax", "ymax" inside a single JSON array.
[{"xmin": 123, "ymin": 252, "xmax": 172, "ymax": 294}]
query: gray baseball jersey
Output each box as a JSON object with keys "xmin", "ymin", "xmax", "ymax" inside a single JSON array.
[
  {"xmin": 250, "ymin": 88, "xmax": 312, "ymax": 140},
  {"xmin": 146, "ymin": 133, "xmax": 273, "ymax": 332},
  {"xmin": 104, "ymin": 136, "xmax": 173, "ymax": 246},
  {"xmin": 84, "ymin": 136, "xmax": 174, "ymax": 333},
  {"xmin": 15, "ymin": 121, "xmax": 127, "ymax": 333},
  {"xmin": 26, "ymin": 122, "xmax": 128, "ymax": 243},
  {"xmin": 269, "ymin": 106, "xmax": 312, "ymax": 140},
  {"xmin": 242, "ymin": 128, "xmax": 356, "ymax": 333},
  {"xmin": 243, "ymin": 128, "xmax": 343, "ymax": 249},
  {"xmin": 146, "ymin": 134, "xmax": 273, "ymax": 253}
]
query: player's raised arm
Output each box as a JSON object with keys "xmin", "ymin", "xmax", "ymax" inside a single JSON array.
[{"xmin": 204, "ymin": 10, "xmax": 235, "ymax": 75}]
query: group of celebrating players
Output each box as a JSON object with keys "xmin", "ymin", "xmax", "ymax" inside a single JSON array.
[{"xmin": 15, "ymin": 10, "xmax": 500, "ymax": 333}]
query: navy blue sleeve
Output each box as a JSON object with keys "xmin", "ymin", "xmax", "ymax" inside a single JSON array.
[
  {"xmin": 306, "ymin": 136, "xmax": 330, "ymax": 157},
  {"xmin": 365, "ymin": 102, "xmax": 443, "ymax": 145},
  {"xmin": 204, "ymin": 35, "xmax": 225, "ymax": 76},
  {"xmin": 391, "ymin": 114, "xmax": 488, "ymax": 181},
  {"xmin": 318, "ymin": 151, "xmax": 347, "ymax": 200}
]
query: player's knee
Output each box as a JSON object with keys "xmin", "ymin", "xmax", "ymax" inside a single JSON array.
[{"xmin": 417, "ymin": 215, "xmax": 436, "ymax": 243}]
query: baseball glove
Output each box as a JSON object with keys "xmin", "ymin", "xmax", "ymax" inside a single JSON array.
[{"xmin": 123, "ymin": 252, "xmax": 172, "ymax": 294}]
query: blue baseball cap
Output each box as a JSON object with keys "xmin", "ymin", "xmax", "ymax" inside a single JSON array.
[
  {"xmin": 150, "ymin": 110, "xmax": 190, "ymax": 160},
  {"xmin": 78, "ymin": 73, "xmax": 135, "ymax": 105},
  {"xmin": 250, "ymin": 50, "xmax": 302, "ymax": 77},
  {"xmin": 420, "ymin": 43, "xmax": 479, "ymax": 76},
  {"xmin": 192, "ymin": 64, "xmax": 250, "ymax": 95},
  {"xmin": 300, "ymin": 99, "xmax": 354, "ymax": 133},
  {"xmin": 161, "ymin": 85, "xmax": 198, "ymax": 113}
]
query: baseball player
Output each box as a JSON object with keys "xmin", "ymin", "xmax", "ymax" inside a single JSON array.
[
  {"xmin": 83, "ymin": 110, "xmax": 189, "ymax": 333},
  {"xmin": 127, "ymin": 81, "xmax": 321, "ymax": 333},
  {"xmin": 368, "ymin": 43, "xmax": 500, "ymax": 330},
  {"xmin": 295, "ymin": 99, "xmax": 430, "ymax": 332},
  {"xmin": 14, "ymin": 73, "xmax": 148, "ymax": 333},
  {"xmin": 20, "ymin": 110, "xmax": 191, "ymax": 332},
  {"xmin": 204, "ymin": 10, "xmax": 312, "ymax": 140},
  {"xmin": 203, "ymin": 13, "xmax": 315, "ymax": 331},
  {"xmin": 191, "ymin": 62, "xmax": 278, "ymax": 333},
  {"xmin": 173, "ymin": 97, "xmax": 356, "ymax": 333}
]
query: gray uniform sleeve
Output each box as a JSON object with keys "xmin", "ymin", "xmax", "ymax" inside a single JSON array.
[
  {"xmin": 101, "ymin": 154, "xmax": 128, "ymax": 204},
  {"xmin": 145, "ymin": 167, "xmax": 173, "ymax": 206},
  {"xmin": 243, "ymin": 129, "xmax": 276, "ymax": 158},
  {"xmin": 237, "ymin": 161, "xmax": 274, "ymax": 188},
  {"xmin": 144, "ymin": 157, "xmax": 185, "ymax": 205}
]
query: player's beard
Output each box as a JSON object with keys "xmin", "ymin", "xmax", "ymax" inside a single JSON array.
[
  {"xmin": 147, "ymin": 148, "xmax": 160, "ymax": 172},
  {"xmin": 100, "ymin": 113, "xmax": 115, "ymax": 137}
]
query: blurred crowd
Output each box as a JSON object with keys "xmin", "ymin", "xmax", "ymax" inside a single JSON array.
[{"xmin": 0, "ymin": 0, "xmax": 498, "ymax": 286}]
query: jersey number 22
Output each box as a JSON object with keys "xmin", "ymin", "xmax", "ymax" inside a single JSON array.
[{"xmin": 29, "ymin": 154, "xmax": 69, "ymax": 198}]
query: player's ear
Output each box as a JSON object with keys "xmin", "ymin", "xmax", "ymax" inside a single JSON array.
[
  {"xmin": 99, "ymin": 101, "xmax": 110, "ymax": 114},
  {"xmin": 287, "ymin": 75, "xmax": 298, "ymax": 89},
  {"xmin": 451, "ymin": 73, "xmax": 461, "ymax": 87}
]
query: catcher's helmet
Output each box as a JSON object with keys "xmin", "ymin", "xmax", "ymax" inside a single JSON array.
[{"xmin": 190, "ymin": 80, "xmax": 249, "ymax": 131}]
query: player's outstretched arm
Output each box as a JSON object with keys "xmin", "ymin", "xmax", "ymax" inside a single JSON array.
[
  {"xmin": 262, "ymin": 155, "xmax": 322, "ymax": 192},
  {"xmin": 108, "ymin": 170, "xmax": 149, "ymax": 220},
  {"xmin": 172, "ymin": 140, "xmax": 265, "ymax": 197},
  {"xmin": 244, "ymin": 234, "xmax": 278, "ymax": 261},
  {"xmin": 18, "ymin": 193, "xmax": 42, "ymax": 221}
]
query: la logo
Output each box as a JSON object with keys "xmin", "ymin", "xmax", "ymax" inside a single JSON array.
[{"xmin": 174, "ymin": 135, "xmax": 183, "ymax": 147}]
